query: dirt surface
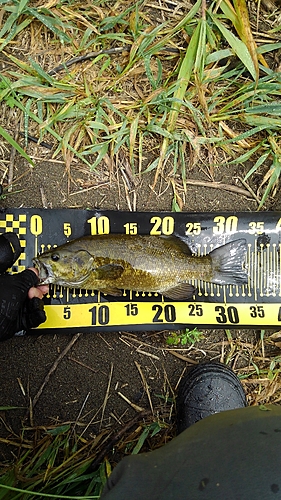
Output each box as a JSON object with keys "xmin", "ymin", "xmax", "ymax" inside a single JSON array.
[{"xmin": 0, "ymin": 141, "xmax": 280, "ymax": 464}]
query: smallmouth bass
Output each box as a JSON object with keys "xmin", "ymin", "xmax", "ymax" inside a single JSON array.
[{"xmin": 33, "ymin": 235, "xmax": 248, "ymax": 299}]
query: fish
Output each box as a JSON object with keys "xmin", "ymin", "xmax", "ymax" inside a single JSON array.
[{"xmin": 33, "ymin": 234, "xmax": 248, "ymax": 300}]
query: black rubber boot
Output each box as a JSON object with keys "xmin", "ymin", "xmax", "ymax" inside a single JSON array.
[{"xmin": 177, "ymin": 362, "xmax": 247, "ymax": 434}]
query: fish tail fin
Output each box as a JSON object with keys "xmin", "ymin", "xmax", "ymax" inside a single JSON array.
[{"xmin": 210, "ymin": 239, "xmax": 248, "ymax": 285}]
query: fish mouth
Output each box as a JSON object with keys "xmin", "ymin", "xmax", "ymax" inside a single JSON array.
[
  {"xmin": 33, "ymin": 258, "xmax": 91, "ymax": 288},
  {"xmin": 33, "ymin": 258, "xmax": 54, "ymax": 285}
]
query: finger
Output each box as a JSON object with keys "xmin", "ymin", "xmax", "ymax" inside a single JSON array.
[
  {"xmin": 27, "ymin": 267, "xmax": 39, "ymax": 276},
  {"xmin": 28, "ymin": 283, "xmax": 49, "ymax": 299},
  {"xmin": 28, "ymin": 285, "xmax": 49, "ymax": 300},
  {"xmin": 28, "ymin": 287, "xmax": 44, "ymax": 300},
  {"xmin": 26, "ymin": 268, "xmax": 49, "ymax": 298},
  {"xmin": 38, "ymin": 284, "xmax": 49, "ymax": 294}
]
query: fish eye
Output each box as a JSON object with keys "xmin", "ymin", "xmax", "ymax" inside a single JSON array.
[{"xmin": 51, "ymin": 253, "xmax": 60, "ymax": 262}]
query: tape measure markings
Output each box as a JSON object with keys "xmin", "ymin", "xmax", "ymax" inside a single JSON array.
[
  {"xmin": 37, "ymin": 302, "xmax": 281, "ymax": 329},
  {"xmin": 278, "ymin": 243, "xmax": 281, "ymax": 297},
  {"xmin": 273, "ymin": 243, "xmax": 277, "ymax": 297},
  {"xmin": 258, "ymin": 244, "xmax": 262, "ymax": 297}
]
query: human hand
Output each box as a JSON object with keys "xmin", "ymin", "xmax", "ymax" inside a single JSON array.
[{"xmin": 0, "ymin": 267, "xmax": 49, "ymax": 341}]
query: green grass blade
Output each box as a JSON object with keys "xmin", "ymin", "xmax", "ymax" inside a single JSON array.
[
  {"xmin": 26, "ymin": 7, "xmax": 72, "ymax": 44},
  {"xmin": 132, "ymin": 427, "xmax": 150, "ymax": 454},
  {"xmin": 0, "ymin": 16, "xmax": 32, "ymax": 50},
  {"xmin": 209, "ymin": 14, "xmax": 256, "ymax": 80},
  {"xmin": 259, "ymin": 160, "xmax": 281, "ymax": 209},
  {"xmin": 0, "ymin": 406, "xmax": 24, "ymax": 410},
  {"xmin": 168, "ymin": 20, "xmax": 202, "ymax": 131},
  {"xmin": 0, "ymin": 483, "xmax": 99, "ymax": 499},
  {"xmin": 244, "ymin": 103, "xmax": 281, "ymax": 115},
  {"xmin": 229, "ymin": 142, "xmax": 263, "ymax": 164},
  {"xmin": 241, "ymin": 114, "xmax": 281, "ymax": 129},
  {"xmin": 0, "ymin": 126, "xmax": 34, "ymax": 166},
  {"xmin": 257, "ymin": 42, "xmax": 281, "ymax": 54},
  {"xmin": 244, "ymin": 151, "xmax": 270, "ymax": 181},
  {"xmin": 0, "ymin": 10, "xmax": 17, "ymax": 38},
  {"xmin": 17, "ymin": 0, "xmax": 29, "ymax": 15}
]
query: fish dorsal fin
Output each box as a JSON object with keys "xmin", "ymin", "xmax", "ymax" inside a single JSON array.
[
  {"xmin": 160, "ymin": 235, "xmax": 192, "ymax": 255},
  {"xmin": 162, "ymin": 283, "xmax": 196, "ymax": 300},
  {"xmin": 95, "ymin": 263, "xmax": 124, "ymax": 280}
]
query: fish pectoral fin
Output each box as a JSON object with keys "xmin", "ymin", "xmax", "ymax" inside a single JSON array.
[
  {"xmin": 95, "ymin": 263, "xmax": 124, "ymax": 280},
  {"xmin": 162, "ymin": 283, "xmax": 196, "ymax": 300}
]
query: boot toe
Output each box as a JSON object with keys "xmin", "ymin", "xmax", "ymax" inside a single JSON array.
[{"xmin": 177, "ymin": 362, "xmax": 247, "ymax": 434}]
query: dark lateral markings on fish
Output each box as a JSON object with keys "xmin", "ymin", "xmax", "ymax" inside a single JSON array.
[{"xmin": 33, "ymin": 234, "xmax": 248, "ymax": 300}]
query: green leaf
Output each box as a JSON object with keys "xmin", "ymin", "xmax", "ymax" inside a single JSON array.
[
  {"xmin": 245, "ymin": 103, "xmax": 281, "ymax": 115},
  {"xmin": 259, "ymin": 405, "xmax": 272, "ymax": 411},
  {"xmin": 47, "ymin": 424, "xmax": 71, "ymax": 435},
  {"xmin": 223, "ymin": 125, "xmax": 269, "ymax": 143},
  {"xmin": 27, "ymin": 56, "xmax": 58, "ymax": 85},
  {"xmin": 90, "ymin": 142, "xmax": 109, "ymax": 170},
  {"xmin": 241, "ymin": 114, "xmax": 281, "ymax": 129},
  {"xmin": 206, "ymin": 48, "xmax": 233, "ymax": 65},
  {"xmin": 0, "ymin": 16, "xmax": 32, "ymax": 49},
  {"xmin": 257, "ymin": 42, "xmax": 281, "ymax": 54},
  {"xmin": 0, "ymin": 126, "xmax": 34, "ymax": 166},
  {"xmin": 229, "ymin": 141, "xmax": 264, "ymax": 164},
  {"xmin": 167, "ymin": 19, "xmax": 202, "ymax": 133},
  {"xmin": 244, "ymin": 151, "xmax": 270, "ymax": 181},
  {"xmin": 0, "ymin": 406, "xmax": 24, "ymax": 410},
  {"xmin": 172, "ymin": 196, "xmax": 181, "ymax": 212},
  {"xmin": 0, "ymin": 482, "xmax": 99, "ymax": 499},
  {"xmin": 259, "ymin": 158, "xmax": 281, "ymax": 208},
  {"xmin": 17, "ymin": 0, "xmax": 29, "ymax": 15},
  {"xmin": 26, "ymin": 7, "xmax": 71, "ymax": 43},
  {"xmin": 87, "ymin": 121, "xmax": 110, "ymax": 134},
  {"xmin": 209, "ymin": 14, "xmax": 256, "ymax": 80},
  {"xmin": 147, "ymin": 124, "xmax": 174, "ymax": 138},
  {"xmin": 132, "ymin": 427, "xmax": 150, "ymax": 454}
]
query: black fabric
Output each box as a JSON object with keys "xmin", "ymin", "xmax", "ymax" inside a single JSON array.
[
  {"xmin": 0, "ymin": 233, "xmax": 22, "ymax": 274},
  {"xmin": 0, "ymin": 269, "xmax": 46, "ymax": 340},
  {"xmin": 101, "ymin": 405, "xmax": 281, "ymax": 500}
]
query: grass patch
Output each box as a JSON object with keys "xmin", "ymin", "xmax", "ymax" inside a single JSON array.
[
  {"xmin": 0, "ymin": 410, "xmax": 170, "ymax": 499},
  {"xmin": 0, "ymin": 0, "xmax": 280, "ymax": 204},
  {"xmin": 0, "ymin": 424, "xmax": 106, "ymax": 499},
  {"xmin": 166, "ymin": 327, "xmax": 204, "ymax": 346}
]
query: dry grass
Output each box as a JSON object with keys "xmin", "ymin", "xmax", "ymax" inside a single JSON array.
[{"xmin": 0, "ymin": 0, "xmax": 280, "ymax": 206}]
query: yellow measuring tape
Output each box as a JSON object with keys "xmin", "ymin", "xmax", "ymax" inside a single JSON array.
[{"xmin": 39, "ymin": 302, "xmax": 281, "ymax": 329}]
